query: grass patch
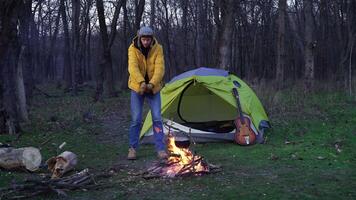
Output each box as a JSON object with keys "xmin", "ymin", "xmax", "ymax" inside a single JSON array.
[{"xmin": 1, "ymin": 84, "xmax": 356, "ymax": 199}]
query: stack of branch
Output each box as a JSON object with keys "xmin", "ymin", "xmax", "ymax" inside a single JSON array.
[
  {"xmin": 0, "ymin": 169, "xmax": 112, "ymax": 199},
  {"xmin": 140, "ymin": 157, "xmax": 222, "ymax": 179}
]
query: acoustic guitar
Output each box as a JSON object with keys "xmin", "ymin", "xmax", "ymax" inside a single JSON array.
[{"xmin": 232, "ymin": 86, "xmax": 256, "ymax": 145}]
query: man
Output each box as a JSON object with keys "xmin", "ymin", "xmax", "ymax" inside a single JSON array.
[{"xmin": 127, "ymin": 26, "xmax": 167, "ymax": 160}]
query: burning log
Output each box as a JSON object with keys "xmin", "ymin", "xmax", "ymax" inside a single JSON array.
[
  {"xmin": 176, "ymin": 156, "xmax": 204, "ymax": 175},
  {"xmin": 0, "ymin": 147, "xmax": 42, "ymax": 171},
  {"xmin": 140, "ymin": 134, "xmax": 221, "ymax": 179},
  {"xmin": 46, "ymin": 151, "xmax": 78, "ymax": 179}
]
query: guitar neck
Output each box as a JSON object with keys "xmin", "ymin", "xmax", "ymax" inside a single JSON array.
[
  {"xmin": 231, "ymin": 87, "xmax": 246, "ymax": 125},
  {"xmin": 236, "ymin": 95, "xmax": 245, "ymax": 124}
]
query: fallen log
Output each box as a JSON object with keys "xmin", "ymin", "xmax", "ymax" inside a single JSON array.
[{"xmin": 0, "ymin": 147, "xmax": 42, "ymax": 171}]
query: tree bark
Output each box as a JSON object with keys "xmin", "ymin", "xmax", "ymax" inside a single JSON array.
[
  {"xmin": 46, "ymin": 2, "xmax": 61, "ymax": 81},
  {"xmin": 340, "ymin": 0, "xmax": 356, "ymax": 90},
  {"xmin": 0, "ymin": 0, "xmax": 23, "ymax": 134},
  {"xmin": 217, "ymin": 0, "xmax": 235, "ymax": 70},
  {"xmin": 71, "ymin": 0, "xmax": 80, "ymax": 95},
  {"xmin": 29, "ymin": 2, "xmax": 41, "ymax": 80},
  {"xmin": 303, "ymin": 0, "xmax": 315, "ymax": 93},
  {"xmin": 276, "ymin": 0, "xmax": 286, "ymax": 87},
  {"xmin": 80, "ymin": 0, "xmax": 93, "ymax": 83},
  {"xmin": 135, "ymin": 0, "xmax": 145, "ymax": 30},
  {"xmin": 150, "ymin": 0, "xmax": 155, "ymax": 27},
  {"xmin": 318, "ymin": 0, "xmax": 329, "ymax": 80},
  {"xmin": 16, "ymin": 46, "xmax": 29, "ymax": 122},
  {"xmin": 162, "ymin": 0, "xmax": 172, "ymax": 78},
  {"xmin": 19, "ymin": 0, "xmax": 34, "ymax": 102},
  {"xmin": 60, "ymin": 0, "xmax": 72, "ymax": 91},
  {"xmin": 120, "ymin": 0, "xmax": 130, "ymax": 90},
  {"xmin": 181, "ymin": 0, "xmax": 189, "ymax": 68},
  {"xmin": 195, "ymin": 0, "xmax": 204, "ymax": 67},
  {"xmin": 349, "ymin": 39, "xmax": 355, "ymax": 96},
  {"xmin": 95, "ymin": 0, "xmax": 109, "ymax": 100}
]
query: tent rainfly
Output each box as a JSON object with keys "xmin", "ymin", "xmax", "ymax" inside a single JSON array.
[{"xmin": 140, "ymin": 67, "xmax": 270, "ymax": 144}]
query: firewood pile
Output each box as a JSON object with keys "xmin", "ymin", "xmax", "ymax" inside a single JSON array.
[
  {"xmin": 0, "ymin": 168, "xmax": 113, "ymax": 199},
  {"xmin": 140, "ymin": 159, "xmax": 222, "ymax": 179}
]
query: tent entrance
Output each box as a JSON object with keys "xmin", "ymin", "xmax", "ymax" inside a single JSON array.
[
  {"xmin": 175, "ymin": 82, "xmax": 236, "ymax": 133},
  {"xmin": 181, "ymin": 121, "xmax": 235, "ymax": 133}
]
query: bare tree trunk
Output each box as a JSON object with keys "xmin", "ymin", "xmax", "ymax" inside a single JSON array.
[
  {"xmin": 217, "ymin": 0, "xmax": 235, "ymax": 70},
  {"xmin": 7, "ymin": 45, "xmax": 24, "ymax": 127},
  {"xmin": 276, "ymin": 0, "xmax": 286, "ymax": 87},
  {"xmin": 80, "ymin": 0, "xmax": 93, "ymax": 83},
  {"xmin": 29, "ymin": 2, "xmax": 39, "ymax": 88},
  {"xmin": 0, "ymin": 0, "xmax": 23, "ymax": 134},
  {"xmin": 350, "ymin": 39, "xmax": 355, "ymax": 96},
  {"xmin": 288, "ymin": 12, "xmax": 304, "ymax": 56},
  {"xmin": 95, "ymin": 0, "xmax": 108, "ymax": 100},
  {"xmin": 46, "ymin": 3, "xmax": 61, "ymax": 81},
  {"xmin": 60, "ymin": 0, "xmax": 72, "ymax": 91},
  {"xmin": 303, "ymin": 0, "xmax": 315, "ymax": 93},
  {"xmin": 36, "ymin": 3, "xmax": 44, "ymax": 82},
  {"xmin": 213, "ymin": 0, "xmax": 222, "ymax": 66},
  {"xmin": 340, "ymin": 0, "xmax": 356, "ymax": 91},
  {"xmin": 87, "ymin": 18, "xmax": 92, "ymax": 81},
  {"xmin": 135, "ymin": 0, "xmax": 145, "ymax": 30},
  {"xmin": 43, "ymin": 0, "xmax": 54, "ymax": 81},
  {"xmin": 162, "ymin": 0, "xmax": 172, "ymax": 78},
  {"xmin": 16, "ymin": 46, "xmax": 28, "ymax": 122},
  {"xmin": 0, "ymin": 98, "xmax": 5, "ymax": 133},
  {"xmin": 71, "ymin": 0, "xmax": 80, "ymax": 95},
  {"xmin": 318, "ymin": 0, "xmax": 329, "ymax": 80},
  {"xmin": 120, "ymin": 0, "xmax": 129, "ymax": 90},
  {"xmin": 181, "ymin": 0, "xmax": 189, "ymax": 68},
  {"xmin": 95, "ymin": 0, "xmax": 124, "ymax": 100},
  {"xmin": 150, "ymin": 0, "xmax": 155, "ymax": 27},
  {"xmin": 19, "ymin": 0, "xmax": 34, "ymax": 102},
  {"xmin": 195, "ymin": 0, "xmax": 204, "ymax": 67}
]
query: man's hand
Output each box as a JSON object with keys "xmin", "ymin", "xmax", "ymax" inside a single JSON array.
[
  {"xmin": 139, "ymin": 82, "xmax": 146, "ymax": 95},
  {"xmin": 146, "ymin": 83, "xmax": 154, "ymax": 93}
]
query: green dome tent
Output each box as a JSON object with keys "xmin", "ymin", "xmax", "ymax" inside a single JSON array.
[{"xmin": 140, "ymin": 67, "xmax": 270, "ymax": 143}]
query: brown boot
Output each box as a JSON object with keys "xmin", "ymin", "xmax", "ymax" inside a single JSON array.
[
  {"xmin": 157, "ymin": 151, "xmax": 168, "ymax": 159},
  {"xmin": 127, "ymin": 148, "xmax": 137, "ymax": 160}
]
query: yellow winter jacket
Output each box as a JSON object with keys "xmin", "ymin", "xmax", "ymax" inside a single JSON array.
[{"xmin": 128, "ymin": 37, "xmax": 165, "ymax": 94}]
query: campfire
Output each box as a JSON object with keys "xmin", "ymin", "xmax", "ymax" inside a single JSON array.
[{"xmin": 142, "ymin": 133, "xmax": 221, "ymax": 179}]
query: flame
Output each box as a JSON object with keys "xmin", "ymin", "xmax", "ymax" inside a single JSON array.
[{"xmin": 162, "ymin": 134, "xmax": 208, "ymax": 177}]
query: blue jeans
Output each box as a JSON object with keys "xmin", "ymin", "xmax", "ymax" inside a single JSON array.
[{"xmin": 129, "ymin": 91, "xmax": 165, "ymax": 152}]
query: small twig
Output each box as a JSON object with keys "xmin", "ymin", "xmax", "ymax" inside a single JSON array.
[
  {"xmin": 39, "ymin": 137, "xmax": 53, "ymax": 148},
  {"xmin": 165, "ymin": 160, "xmax": 180, "ymax": 166},
  {"xmin": 8, "ymin": 190, "xmax": 48, "ymax": 200},
  {"xmin": 72, "ymin": 175, "xmax": 91, "ymax": 185}
]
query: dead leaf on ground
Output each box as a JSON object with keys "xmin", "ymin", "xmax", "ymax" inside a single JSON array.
[
  {"xmin": 317, "ymin": 156, "xmax": 325, "ymax": 160},
  {"xmin": 269, "ymin": 153, "xmax": 279, "ymax": 161}
]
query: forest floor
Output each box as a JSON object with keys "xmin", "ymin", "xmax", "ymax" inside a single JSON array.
[{"xmin": 1, "ymin": 83, "xmax": 356, "ymax": 200}]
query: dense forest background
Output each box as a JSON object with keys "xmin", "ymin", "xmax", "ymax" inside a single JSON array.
[{"xmin": 0, "ymin": 0, "xmax": 356, "ymax": 134}]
